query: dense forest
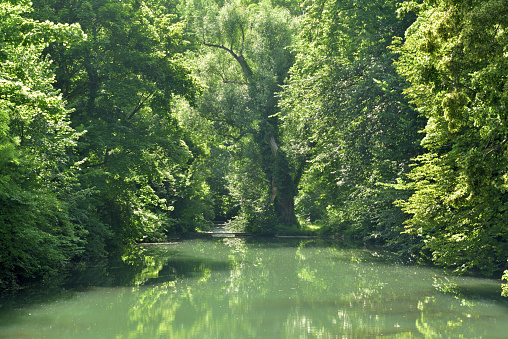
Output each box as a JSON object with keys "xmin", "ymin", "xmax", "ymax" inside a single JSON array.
[{"xmin": 1, "ymin": 0, "xmax": 507, "ymax": 295}]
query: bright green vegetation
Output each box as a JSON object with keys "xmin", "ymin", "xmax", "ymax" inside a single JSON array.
[
  {"xmin": 1, "ymin": 0, "xmax": 507, "ymax": 296},
  {"xmin": 1, "ymin": 239, "xmax": 507, "ymax": 338}
]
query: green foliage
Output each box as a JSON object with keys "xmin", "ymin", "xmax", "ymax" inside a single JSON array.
[
  {"xmin": 30, "ymin": 0, "xmax": 209, "ymax": 246},
  {"xmin": 280, "ymin": 0, "xmax": 424, "ymax": 250},
  {"xmin": 183, "ymin": 0, "xmax": 299, "ymax": 229},
  {"xmin": 0, "ymin": 0, "xmax": 212, "ymax": 288},
  {"xmin": 2, "ymin": 0, "xmax": 507, "ymax": 295},
  {"xmin": 503, "ymin": 268, "xmax": 508, "ymax": 297},
  {"xmin": 0, "ymin": 0, "xmax": 86, "ymax": 287},
  {"xmin": 394, "ymin": 0, "xmax": 508, "ymax": 276}
]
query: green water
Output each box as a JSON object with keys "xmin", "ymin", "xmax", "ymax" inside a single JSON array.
[{"xmin": 1, "ymin": 238, "xmax": 507, "ymax": 338}]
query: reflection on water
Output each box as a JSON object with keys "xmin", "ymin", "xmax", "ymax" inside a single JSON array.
[{"xmin": 1, "ymin": 238, "xmax": 507, "ymax": 338}]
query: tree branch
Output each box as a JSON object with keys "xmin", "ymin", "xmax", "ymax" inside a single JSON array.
[
  {"xmin": 127, "ymin": 91, "xmax": 155, "ymax": 120},
  {"xmin": 269, "ymin": 135, "xmax": 278, "ymax": 157},
  {"xmin": 457, "ymin": 81, "xmax": 478, "ymax": 95},
  {"xmin": 484, "ymin": 138, "xmax": 508, "ymax": 158},
  {"xmin": 203, "ymin": 41, "xmax": 253, "ymax": 79}
]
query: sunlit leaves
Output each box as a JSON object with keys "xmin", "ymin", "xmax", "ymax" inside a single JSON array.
[
  {"xmin": 0, "ymin": 0, "xmax": 86, "ymax": 287},
  {"xmin": 280, "ymin": 0, "xmax": 423, "ymax": 243},
  {"xmin": 503, "ymin": 268, "xmax": 508, "ymax": 297},
  {"xmin": 395, "ymin": 0, "xmax": 508, "ymax": 277},
  {"xmin": 29, "ymin": 0, "xmax": 208, "ymax": 243},
  {"xmin": 182, "ymin": 0, "xmax": 298, "ymax": 228}
]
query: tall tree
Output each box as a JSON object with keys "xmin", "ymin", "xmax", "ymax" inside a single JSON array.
[
  {"xmin": 31, "ymin": 0, "xmax": 208, "ymax": 245},
  {"xmin": 183, "ymin": 0, "xmax": 299, "ymax": 230},
  {"xmin": 280, "ymin": 0, "xmax": 424, "ymax": 248},
  {"xmin": 0, "ymin": 0, "xmax": 85, "ymax": 287},
  {"xmin": 395, "ymin": 0, "xmax": 508, "ymax": 276}
]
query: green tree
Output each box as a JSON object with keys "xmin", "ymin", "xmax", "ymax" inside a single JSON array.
[
  {"xmin": 0, "ymin": 0, "xmax": 86, "ymax": 287},
  {"xmin": 31, "ymin": 0, "xmax": 209, "ymax": 245},
  {"xmin": 183, "ymin": 0, "xmax": 299, "ymax": 231},
  {"xmin": 394, "ymin": 0, "xmax": 508, "ymax": 276},
  {"xmin": 280, "ymin": 0, "xmax": 424, "ymax": 249}
]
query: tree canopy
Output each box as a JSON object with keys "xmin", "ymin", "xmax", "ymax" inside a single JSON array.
[
  {"xmin": 394, "ymin": 0, "xmax": 508, "ymax": 277},
  {"xmin": 0, "ymin": 0, "xmax": 85, "ymax": 286},
  {"xmin": 280, "ymin": 0, "xmax": 425, "ymax": 253},
  {"xmin": 182, "ymin": 0, "xmax": 300, "ymax": 230}
]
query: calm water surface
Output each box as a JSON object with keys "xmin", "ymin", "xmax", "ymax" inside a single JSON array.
[{"xmin": 0, "ymin": 238, "xmax": 507, "ymax": 338}]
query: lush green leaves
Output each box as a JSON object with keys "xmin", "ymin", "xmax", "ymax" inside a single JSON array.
[
  {"xmin": 30, "ymin": 0, "xmax": 208, "ymax": 245},
  {"xmin": 0, "ymin": 0, "xmax": 209, "ymax": 287},
  {"xmin": 0, "ymin": 0, "xmax": 86, "ymax": 287},
  {"xmin": 2, "ymin": 0, "xmax": 507, "ymax": 294},
  {"xmin": 183, "ymin": 0, "xmax": 299, "ymax": 230},
  {"xmin": 394, "ymin": 0, "xmax": 508, "ymax": 276},
  {"xmin": 280, "ymin": 0, "xmax": 424, "ymax": 248},
  {"xmin": 503, "ymin": 267, "xmax": 508, "ymax": 297}
]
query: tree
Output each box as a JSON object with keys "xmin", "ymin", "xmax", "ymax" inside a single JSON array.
[
  {"xmin": 31, "ymin": 0, "xmax": 209, "ymax": 245},
  {"xmin": 279, "ymin": 0, "xmax": 424, "ymax": 249},
  {"xmin": 183, "ymin": 0, "xmax": 299, "ymax": 230},
  {"xmin": 0, "ymin": 0, "xmax": 86, "ymax": 287},
  {"xmin": 394, "ymin": 0, "xmax": 508, "ymax": 276}
]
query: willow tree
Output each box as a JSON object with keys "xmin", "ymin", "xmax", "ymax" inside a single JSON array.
[{"xmin": 183, "ymin": 0, "xmax": 299, "ymax": 229}]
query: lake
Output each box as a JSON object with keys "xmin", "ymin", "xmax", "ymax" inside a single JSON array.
[{"xmin": 1, "ymin": 238, "xmax": 507, "ymax": 338}]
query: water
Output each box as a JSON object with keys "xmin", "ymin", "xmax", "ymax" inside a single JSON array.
[{"xmin": 1, "ymin": 238, "xmax": 507, "ymax": 338}]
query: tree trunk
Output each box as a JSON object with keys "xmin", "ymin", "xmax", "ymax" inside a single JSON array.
[
  {"xmin": 268, "ymin": 135, "xmax": 298, "ymax": 226},
  {"xmin": 277, "ymin": 191, "xmax": 296, "ymax": 226}
]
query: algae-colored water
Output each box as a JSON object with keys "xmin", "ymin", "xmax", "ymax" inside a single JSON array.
[{"xmin": 1, "ymin": 238, "xmax": 507, "ymax": 338}]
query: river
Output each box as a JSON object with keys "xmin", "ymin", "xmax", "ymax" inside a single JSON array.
[{"xmin": 1, "ymin": 238, "xmax": 507, "ymax": 338}]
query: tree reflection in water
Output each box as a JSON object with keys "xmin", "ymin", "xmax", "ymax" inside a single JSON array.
[
  {"xmin": 0, "ymin": 239, "xmax": 506, "ymax": 338},
  {"xmin": 116, "ymin": 239, "xmax": 508, "ymax": 338}
]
